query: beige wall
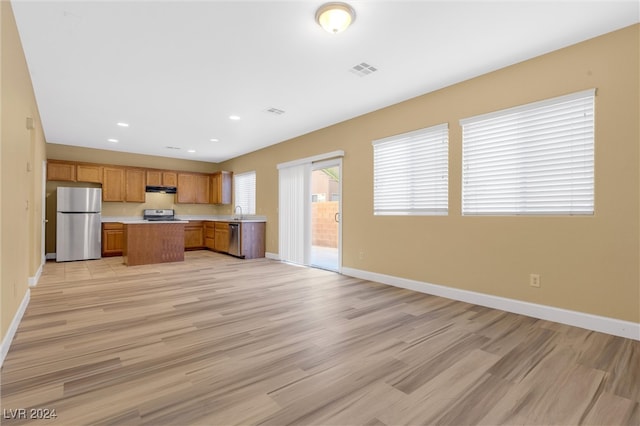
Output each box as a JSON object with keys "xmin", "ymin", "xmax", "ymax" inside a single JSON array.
[
  {"xmin": 221, "ymin": 24, "xmax": 640, "ymax": 323},
  {"xmin": 1, "ymin": 2, "xmax": 47, "ymax": 340},
  {"xmin": 44, "ymin": 144, "xmax": 228, "ymax": 253},
  {"xmin": 47, "ymin": 143, "xmax": 216, "ymax": 173},
  {"xmin": 2, "ymin": 6, "xmax": 637, "ymax": 349}
]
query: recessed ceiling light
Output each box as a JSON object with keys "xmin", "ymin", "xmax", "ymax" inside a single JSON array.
[
  {"xmin": 107, "ymin": 138, "xmax": 118, "ymax": 143},
  {"xmin": 229, "ymin": 115, "xmax": 240, "ymax": 120},
  {"xmin": 210, "ymin": 138, "xmax": 219, "ymax": 142},
  {"xmin": 187, "ymin": 149, "xmax": 196, "ymax": 153},
  {"xmin": 117, "ymin": 122, "xmax": 129, "ymax": 127}
]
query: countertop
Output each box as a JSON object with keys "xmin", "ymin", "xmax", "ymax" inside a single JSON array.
[
  {"xmin": 119, "ymin": 220, "xmax": 189, "ymax": 224},
  {"xmin": 102, "ymin": 215, "xmax": 267, "ymax": 224}
]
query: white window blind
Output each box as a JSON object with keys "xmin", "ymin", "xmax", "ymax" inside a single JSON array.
[
  {"xmin": 234, "ymin": 171, "xmax": 256, "ymax": 215},
  {"xmin": 372, "ymin": 123, "xmax": 449, "ymax": 215},
  {"xmin": 461, "ymin": 89, "xmax": 595, "ymax": 215}
]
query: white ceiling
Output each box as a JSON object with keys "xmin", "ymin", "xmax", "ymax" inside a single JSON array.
[{"xmin": 12, "ymin": 1, "xmax": 639, "ymax": 163}]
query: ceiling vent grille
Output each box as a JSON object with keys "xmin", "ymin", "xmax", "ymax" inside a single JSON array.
[
  {"xmin": 350, "ymin": 62, "xmax": 378, "ymax": 77},
  {"xmin": 266, "ymin": 107, "xmax": 286, "ymax": 115},
  {"xmin": 165, "ymin": 146, "xmax": 181, "ymax": 150}
]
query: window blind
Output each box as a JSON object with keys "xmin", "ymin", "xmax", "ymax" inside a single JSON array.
[
  {"xmin": 372, "ymin": 123, "xmax": 449, "ymax": 215},
  {"xmin": 460, "ymin": 89, "xmax": 595, "ymax": 215},
  {"xmin": 278, "ymin": 164, "xmax": 307, "ymax": 264},
  {"xmin": 234, "ymin": 171, "xmax": 256, "ymax": 215}
]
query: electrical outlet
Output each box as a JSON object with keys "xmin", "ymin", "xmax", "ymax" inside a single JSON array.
[
  {"xmin": 358, "ymin": 249, "xmax": 364, "ymax": 260},
  {"xmin": 530, "ymin": 274, "xmax": 541, "ymax": 288}
]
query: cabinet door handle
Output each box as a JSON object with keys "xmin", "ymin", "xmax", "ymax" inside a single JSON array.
[{"xmin": 334, "ymin": 212, "xmax": 340, "ymax": 223}]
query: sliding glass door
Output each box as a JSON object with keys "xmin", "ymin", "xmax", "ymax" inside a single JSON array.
[
  {"xmin": 309, "ymin": 159, "xmax": 341, "ymax": 272},
  {"xmin": 278, "ymin": 151, "xmax": 343, "ymax": 272}
]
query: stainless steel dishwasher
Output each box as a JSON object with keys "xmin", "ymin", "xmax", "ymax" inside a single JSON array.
[{"xmin": 228, "ymin": 223, "xmax": 241, "ymax": 257}]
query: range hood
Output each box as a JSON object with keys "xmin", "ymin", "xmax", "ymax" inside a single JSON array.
[{"xmin": 145, "ymin": 185, "xmax": 177, "ymax": 194}]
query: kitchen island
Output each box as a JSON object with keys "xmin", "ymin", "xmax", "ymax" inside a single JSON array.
[
  {"xmin": 122, "ymin": 221, "xmax": 188, "ymax": 266},
  {"xmin": 102, "ymin": 215, "xmax": 267, "ymax": 262}
]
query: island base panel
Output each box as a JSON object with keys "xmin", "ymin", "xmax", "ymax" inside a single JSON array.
[{"xmin": 123, "ymin": 223, "xmax": 185, "ymax": 266}]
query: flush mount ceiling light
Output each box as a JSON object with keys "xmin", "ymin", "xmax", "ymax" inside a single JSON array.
[{"xmin": 315, "ymin": 2, "xmax": 356, "ymax": 34}]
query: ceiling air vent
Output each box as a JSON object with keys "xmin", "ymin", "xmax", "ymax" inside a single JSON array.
[
  {"xmin": 350, "ymin": 62, "xmax": 378, "ymax": 77},
  {"xmin": 265, "ymin": 107, "xmax": 286, "ymax": 115},
  {"xmin": 165, "ymin": 146, "xmax": 181, "ymax": 150}
]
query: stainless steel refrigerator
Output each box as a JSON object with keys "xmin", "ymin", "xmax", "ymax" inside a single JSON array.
[{"xmin": 56, "ymin": 187, "xmax": 102, "ymax": 262}]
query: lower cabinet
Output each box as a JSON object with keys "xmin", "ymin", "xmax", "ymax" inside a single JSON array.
[
  {"xmin": 102, "ymin": 223, "xmax": 124, "ymax": 256},
  {"xmin": 204, "ymin": 221, "xmax": 265, "ymax": 258},
  {"xmin": 184, "ymin": 221, "xmax": 205, "ymax": 250},
  {"xmin": 214, "ymin": 222, "xmax": 229, "ymax": 253},
  {"xmin": 240, "ymin": 222, "xmax": 266, "ymax": 259},
  {"xmin": 101, "ymin": 220, "xmax": 263, "ymax": 258},
  {"xmin": 204, "ymin": 222, "xmax": 216, "ymax": 250}
]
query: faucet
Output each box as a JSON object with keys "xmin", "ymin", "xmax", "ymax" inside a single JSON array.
[{"xmin": 234, "ymin": 205, "xmax": 243, "ymax": 220}]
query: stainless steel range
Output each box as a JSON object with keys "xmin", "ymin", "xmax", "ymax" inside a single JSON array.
[{"xmin": 143, "ymin": 209, "xmax": 182, "ymax": 221}]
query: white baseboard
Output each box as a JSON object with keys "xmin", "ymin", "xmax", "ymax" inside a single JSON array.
[
  {"xmin": 0, "ymin": 289, "xmax": 31, "ymax": 369},
  {"xmin": 46, "ymin": 252, "xmax": 56, "ymax": 260},
  {"xmin": 28, "ymin": 262, "xmax": 44, "ymax": 288},
  {"xmin": 341, "ymin": 267, "xmax": 640, "ymax": 341},
  {"xmin": 265, "ymin": 252, "xmax": 280, "ymax": 260}
]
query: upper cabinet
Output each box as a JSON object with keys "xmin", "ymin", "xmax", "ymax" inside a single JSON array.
[
  {"xmin": 146, "ymin": 170, "xmax": 177, "ymax": 187},
  {"xmin": 163, "ymin": 172, "xmax": 178, "ymax": 187},
  {"xmin": 195, "ymin": 174, "xmax": 210, "ymax": 203},
  {"xmin": 211, "ymin": 171, "xmax": 232, "ymax": 205},
  {"xmin": 47, "ymin": 161, "xmax": 76, "ymax": 182},
  {"xmin": 48, "ymin": 161, "xmax": 103, "ymax": 183},
  {"xmin": 76, "ymin": 164, "xmax": 103, "ymax": 183},
  {"xmin": 103, "ymin": 167, "xmax": 146, "ymax": 202},
  {"xmin": 48, "ymin": 160, "xmax": 232, "ymax": 205},
  {"xmin": 125, "ymin": 169, "xmax": 146, "ymax": 202},
  {"xmin": 177, "ymin": 173, "xmax": 210, "ymax": 204},
  {"xmin": 102, "ymin": 167, "xmax": 126, "ymax": 201}
]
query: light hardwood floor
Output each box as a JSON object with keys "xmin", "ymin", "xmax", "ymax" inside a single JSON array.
[{"xmin": 1, "ymin": 251, "xmax": 638, "ymax": 425}]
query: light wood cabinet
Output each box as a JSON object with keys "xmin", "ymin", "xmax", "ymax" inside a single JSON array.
[
  {"xmin": 47, "ymin": 160, "xmax": 223, "ymax": 205},
  {"xmin": 163, "ymin": 172, "xmax": 178, "ymax": 187},
  {"xmin": 47, "ymin": 160, "xmax": 102, "ymax": 183},
  {"xmin": 204, "ymin": 222, "xmax": 216, "ymax": 250},
  {"xmin": 102, "ymin": 167, "xmax": 126, "ymax": 201},
  {"xmin": 214, "ymin": 222, "xmax": 229, "ymax": 253},
  {"xmin": 146, "ymin": 170, "xmax": 161, "ymax": 186},
  {"xmin": 146, "ymin": 170, "xmax": 178, "ymax": 187},
  {"xmin": 102, "ymin": 222, "xmax": 124, "ymax": 256},
  {"xmin": 195, "ymin": 174, "xmax": 210, "ymax": 204},
  {"xmin": 76, "ymin": 164, "xmax": 102, "ymax": 183},
  {"xmin": 125, "ymin": 169, "xmax": 146, "ymax": 202},
  {"xmin": 184, "ymin": 221, "xmax": 205, "ymax": 250},
  {"xmin": 47, "ymin": 161, "xmax": 76, "ymax": 181},
  {"xmin": 211, "ymin": 171, "xmax": 232, "ymax": 204},
  {"xmin": 177, "ymin": 173, "xmax": 210, "ymax": 204},
  {"xmin": 103, "ymin": 167, "xmax": 145, "ymax": 202},
  {"xmin": 176, "ymin": 173, "xmax": 196, "ymax": 203}
]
